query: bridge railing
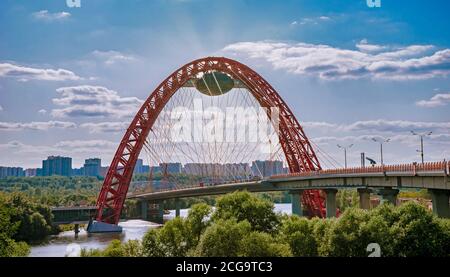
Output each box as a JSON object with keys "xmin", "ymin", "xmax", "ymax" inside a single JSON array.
[{"xmin": 270, "ymin": 160, "xmax": 449, "ymax": 179}]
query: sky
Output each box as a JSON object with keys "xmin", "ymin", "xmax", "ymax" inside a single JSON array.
[{"xmin": 0, "ymin": 0, "xmax": 449, "ymax": 169}]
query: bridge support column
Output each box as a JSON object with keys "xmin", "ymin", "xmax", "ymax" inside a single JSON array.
[
  {"xmin": 358, "ymin": 188, "xmax": 372, "ymax": 210},
  {"xmin": 74, "ymin": 224, "xmax": 80, "ymax": 236},
  {"xmin": 148, "ymin": 201, "xmax": 164, "ymax": 224},
  {"xmin": 289, "ymin": 190, "xmax": 303, "ymax": 216},
  {"xmin": 429, "ymin": 189, "xmax": 450, "ymax": 218},
  {"xmin": 377, "ymin": 188, "xmax": 399, "ymax": 206},
  {"xmin": 140, "ymin": 200, "xmax": 148, "ymax": 221},
  {"xmin": 175, "ymin": 198, "xmax": 181, "ymax": 217},
  {"xmin": 325, "ymin": 189, "xmax": 338, "ymax": 218}
]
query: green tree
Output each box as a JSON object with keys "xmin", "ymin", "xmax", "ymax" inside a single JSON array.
[
  {"xmin": 195, "ymin": 219, "xmax": 251, "ymax": 257},
  {"xmin": 279, "ymin": 216, "xmax": 318, "ymax": 256},
  {"xmin": 390, "ymin": 202, "xmax": 448, "ymax": 256},
  {"xmin": 142, "ymin": 229, "xmax": 166, "ymax": 257},
  {"xmin": 157, "ymin": 217, "xmax": 193, "ymax": 257},
  {"xmin": 326, "ymin": 208, "xmax": 370, "ymax": 257},
  {"xmin": 121, "ymin": 239, "xmax": 143, "ymax": 257},
  {"xmin": 212, "ymin": 191, "xmax": 280, "ymax": 233},
  {"xmin": 186, "ymin": 203, "xmax": 212, "ymax": 242},
  {"xmin": 0, "ymin": 196, "xmax": 30, "ymax": 257},
  {"xmin": 5, "ymin": 193, "xmax": 53, "ymax": 242},
  {"xmin": 239, "ymin": 231, "xmax": 292, "ymax": 257}
]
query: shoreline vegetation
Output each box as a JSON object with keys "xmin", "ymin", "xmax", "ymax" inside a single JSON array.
[
  {"xmin": 0, "ymin": 176, "xmax": 446, "ymax": 257},
  {"xmin": 81, "ymin": 191, "xmax": 449, "ymax": 257}
]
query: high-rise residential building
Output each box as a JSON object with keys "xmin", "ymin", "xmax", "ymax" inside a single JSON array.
[
  {"xmin": 0, "ymin": 166, "xmax": 25, "ymax": 178},
  {"xmin": 72, "ymin": 167, "xmax": 84, "ymax": 176},
  {"xmin": 42, "ymin": 156, "xmax": 72, "ymax": 176},
  {"xmin": 159, "ymin": 163, "xmax": 182, "ymax": 174},
  {"xmin": 24, "ymin": 168, "xmax": 38, "ymax": 177},
  {"xmin": 141, "ymin": 165, "xmax": 150, "ymax": 174},
  {"xmin": 84, "ymin": 158, "xmax": 101, "ymax": 177},
  {"xmin": 100, "ymin": 166, "xmax": 109, "ymax": 177},
  {"xmin": 251, "ymin": 160, "xmax": 284, "ymax": 177},
  {"xmin": 183, "ymin": 163, "xmax": 251, "ymax": 178},
  {"xmin": 134, "ymin": 159, "xmax": 144, "ymax": 174}
]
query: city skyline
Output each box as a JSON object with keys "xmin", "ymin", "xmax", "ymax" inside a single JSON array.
[
  {"xmin": 0, "ymin": 155, "xmax": 287, "ymax": 178},
  {"xmin": 1, "ymin": 0, "xmax": 449, "ymax": 169}
]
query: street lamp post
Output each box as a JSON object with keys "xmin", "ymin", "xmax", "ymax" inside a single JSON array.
[
  {"xmin": 410, "ymin": 131, "xmax": 432, "ymax": 164},
  {"xmin": 371, "ymin": 137, "xmax": 390, "ymax": 165},
  {"xmin": 337, "ymin": 144, "xmax": 353, "ymax": 168}
]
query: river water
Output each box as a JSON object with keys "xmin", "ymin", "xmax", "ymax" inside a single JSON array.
[{"xmin": 29, "ymin": 203, "xmax": 292, "ymax": 257}]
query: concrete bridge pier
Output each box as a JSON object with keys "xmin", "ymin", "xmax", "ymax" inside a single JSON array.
[
  {"xmin": 357, "ymin": 188, "xmax": 372, "ymax": 210},
  {"xmin": 429, "ymin": 189, "xmax": 450, "ymax": 218},
  {"xmin": 140, "ymin": 200, "xmax": 148, "ymax": 220},
  {"xmin": 74, "ymin": 224, "xmax": 80, "ymax": 235},
  {"xmin": 325, "ymin": 189, "xmax": 338, "ymax": 218},
  {"xmin": 289, "ymin": 190, "xmax": 303, "ymax": 216},
  {"xmin": 175, "ymin": 198, "xmax": 181, "ymax": 217},
  {"xmin": 377, "ymin": 188, "xmax": 399, "ymax": 206},
  {"xmin": 148, "ymin": 201, "xmax": 164, "ymax": 224}
]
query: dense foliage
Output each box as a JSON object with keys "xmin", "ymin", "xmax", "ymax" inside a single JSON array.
[
  {"xmin": 82, "ymin": 190, "xmax": 450, "ymax": 257},
  {"xmin": 0, "ymin": 192, "xmax": 59, "ymax": 256}
]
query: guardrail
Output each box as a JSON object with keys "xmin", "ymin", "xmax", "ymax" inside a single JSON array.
[{"xmin": 271, "ymin": 160, "xmax": 449, "ymax": 179}]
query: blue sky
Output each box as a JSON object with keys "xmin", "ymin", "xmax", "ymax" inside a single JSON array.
[{"xmin": 0, "ymin": 0, "xmax": 449, "ymax": 168}]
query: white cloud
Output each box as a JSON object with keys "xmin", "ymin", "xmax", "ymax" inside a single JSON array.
[
  {"xmin": 0, "ymin": 121, "xmax": 76, "ymax": 131},
  {"xmin": 38, "ymin": 109, "xmax": 47, "ymax": 114},
  {"xmin": 311, "ymin": 134, "xmax": 450, "ymax": 146},
  {"xmin": 0, "ymin": 63, "xmax": 82, "ymax": 81},
  {"xmin": 343, "ymin": 120, "xmax": 450, "ymax": 133},
  {"xmin": 303, "ymin": 119, "xmax": 450, "ymax": 134},
  {"xmin": 0, "ymin": 105, "xmax": 3, "ymax": 111},
  {"xmin": 356, "ymin": 39, "xmax": 386, "ymax": 53},
  {"xmin": 222, "ymin": 41, "xmax": 450, "ymax": 80},
  {"xmin": 55, "ymin": 140, "xmax": 117, "ymax": 151},
  {"xmin": 32, "ymin": 10, "xmax": 71, "ymax": 21},
  {"xmin": 91, "ymin": 50, "xmax": 137, "ymax": 65},
  {"xmin": 416, "ymin": 93, "xmax": 450, "ymax": 108},
  {"xmin": 80, "ymin": 121, "xmax": 129, "ymax": 133},
  {"xmin": 0, "ymin": 140, "xmax": 117, "ymax": 167},
  {"xmin": 292, "ymin": 16, "xmax": 331, "ymax": 26},
  {"xmin": 302, "ymin": 121, "xmax": 338, "ymax": 130},
  {"xmin": 51, "ymin": 85, "xmax": 143, "ymax": 118}
]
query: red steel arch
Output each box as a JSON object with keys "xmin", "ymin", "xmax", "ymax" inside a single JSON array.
[{"xmin": 95, "ymin": 57, "xmax": 324, "ymax": 224}]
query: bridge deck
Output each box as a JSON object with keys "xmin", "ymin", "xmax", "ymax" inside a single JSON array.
[{"xmin": 128, "ymin": 161, "xmax": 449, "ymax": 201}]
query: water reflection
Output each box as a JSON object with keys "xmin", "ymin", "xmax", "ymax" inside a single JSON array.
[{"xmin": 30, "ymin": 220, "xmax": 160, "ymax": 257}]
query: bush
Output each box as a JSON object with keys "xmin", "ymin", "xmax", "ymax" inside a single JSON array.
[{"xmin": 81, "ymin": 239, "xmax": 143, "ymax": 257}]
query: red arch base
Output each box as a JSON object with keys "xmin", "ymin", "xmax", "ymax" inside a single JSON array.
[{"xmin": 94, "ymin": 57, "xmax": 325, "ymax": 225}]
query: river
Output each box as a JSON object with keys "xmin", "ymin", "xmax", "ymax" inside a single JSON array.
[{"xmin": 29, "ymin": 203, "xmax": 292, "ymax": 257}]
